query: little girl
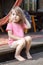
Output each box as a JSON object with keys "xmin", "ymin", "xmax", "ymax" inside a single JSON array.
[{"xmin": 6, "ymin": 6, "xmax": 32, "ymax": 61}]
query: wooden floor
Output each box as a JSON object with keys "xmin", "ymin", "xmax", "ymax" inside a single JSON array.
[{"xmin": 0, "ymin": 52, "xmax": 43, "ymax": 65}]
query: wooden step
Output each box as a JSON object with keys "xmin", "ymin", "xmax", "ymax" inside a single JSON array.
[
  {"xmin": 0, "ymin": 32, "xmax": 43, "ymax": 54},
  {"xmin": 0, "ymin": 32, "xmax": 43, "ymax": 62},
  {"xmin": 0, "ymin": 40, "xmax": 43, "ymax": 55}
]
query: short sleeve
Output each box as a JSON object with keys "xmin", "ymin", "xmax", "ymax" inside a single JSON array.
[
  {"xmin": 22, "ymin": 23, "xmax": 27, "ymax": 29},
  {"xmin": 6, "ymin": 23, "xmax": 12, "ymax": 32}
]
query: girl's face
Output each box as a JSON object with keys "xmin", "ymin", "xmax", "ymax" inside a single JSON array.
[{"xmin": 10, "ymin": 9, "xmax": 20, "ymax": 23}]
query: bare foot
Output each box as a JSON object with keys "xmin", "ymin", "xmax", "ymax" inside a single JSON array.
[
  {"xmin": 26, "ymin": 52, "xmax": 32, "ymax": 59},
  {"xmin": 15, "ymin": 55, "xmax": 26, "ymax": 61}
]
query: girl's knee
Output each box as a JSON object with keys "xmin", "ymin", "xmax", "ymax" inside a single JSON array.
[
  {"xmin": 20, "ymin": 39, "xmax": 26, "ymax": 47},
  {"xmin": 25, "ymin": 36, "xmax": 32, "ymax": 42},
  {"xmin": 28, "ymin": 36, "xmax": 32, "ymax": 41}
]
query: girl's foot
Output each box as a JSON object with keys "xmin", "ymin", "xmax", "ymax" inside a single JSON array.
[
  {"xmin": 15, "ymin": 55, "xmax": 26, "ymax": 61},
  {"xmin": 26, "ymin": 52, "xmax": 32, "ymax": 60}
]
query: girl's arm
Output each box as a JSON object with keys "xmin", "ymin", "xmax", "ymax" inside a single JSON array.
[
  {"xmin": 8, "ymin": 30, "xmax": 21, "ymax": 40},
  {"xmin": 25, "ymin": 17, "xmax": 31, "ymax": 29},
  {"xmin": 23, "ymin": 17, "xmax": 31, "ymax": 33}
]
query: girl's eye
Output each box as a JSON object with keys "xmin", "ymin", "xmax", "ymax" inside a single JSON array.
[{"xmin": 13, "ymin": 13, "xmax": 15, "ymax": 15}]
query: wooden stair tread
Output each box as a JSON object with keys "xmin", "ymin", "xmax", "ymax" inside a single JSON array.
[
  {"xmin": 0, "ymin": 33, "xmax": 43, "ymax": 54},
  {"xmin": 0, "ymin": 41, "xmax": 43, "ymax": 54}
]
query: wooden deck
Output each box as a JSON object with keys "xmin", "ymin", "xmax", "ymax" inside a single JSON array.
[
  {"xmin": 0, "ymin": 32, "xmax": 43, "ymax": 62},
  {"xmin": 0, "ymin": 32, "xmax": 43, "ymax": 54}
]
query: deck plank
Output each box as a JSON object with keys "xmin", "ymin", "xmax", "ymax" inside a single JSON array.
[{"xmin": 0, "ymin": 32, "xmax": 43, "ymax": 54}]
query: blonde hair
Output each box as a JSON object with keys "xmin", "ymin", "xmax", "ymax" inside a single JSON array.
[{"xmin": 9, "ymin": 6, "xmax": 26, "ymax": 23}]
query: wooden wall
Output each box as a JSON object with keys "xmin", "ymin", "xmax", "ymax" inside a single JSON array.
[{"xmin": 39, "ymin": 0, "xmax": 43, "ymax": 9}]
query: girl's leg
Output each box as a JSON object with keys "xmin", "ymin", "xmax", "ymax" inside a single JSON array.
[
  {"xmin": 24, "ymin": 36, "xmax": 32, "ymax": 59},
  {"xmin": 15, "ymin": 39, "xmax": 26, "ymax": 61}
]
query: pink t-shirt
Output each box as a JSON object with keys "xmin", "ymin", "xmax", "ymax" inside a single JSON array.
[{"xmin": 6, "ymin": 22, "xmax": 27, "ymax": 45}]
